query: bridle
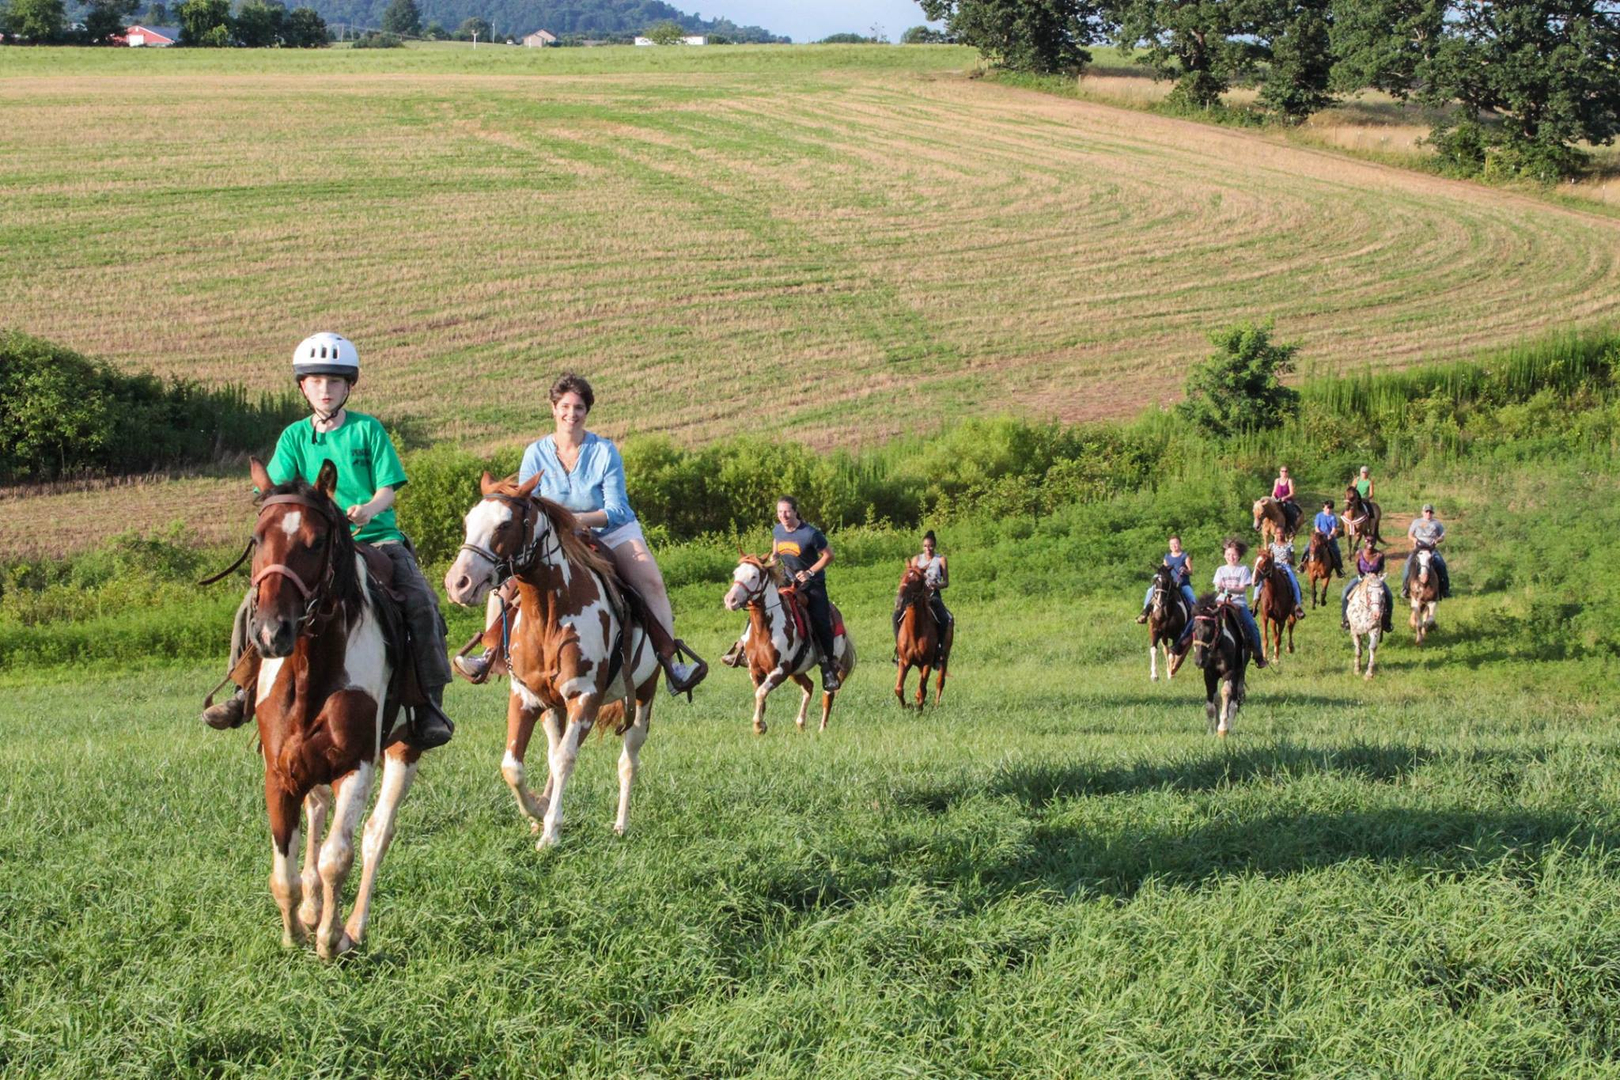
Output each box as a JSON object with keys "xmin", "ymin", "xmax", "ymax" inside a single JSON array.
[
  {"xmin": 250, "ymin": 493, "xmax": 345, "ymax": 634},
  {"xmin": 732, "ymin": 560, "xmax": 777, "ymax": 609},
  {"xmin": 458, "ymin": 492, "xmax": 562, "ymax": 587}
]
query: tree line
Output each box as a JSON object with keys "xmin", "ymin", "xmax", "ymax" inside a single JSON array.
[
  {"xmin": 921, "ymin": 0, "xmax": 1620, "ymax": 179},
  {"xmin": 1, "ymin": 0, "xmax": 329, "ymax": 45}
]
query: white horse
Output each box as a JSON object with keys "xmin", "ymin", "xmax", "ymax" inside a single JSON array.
[
  {"xmin": 722, "ymin": 556, "xmax": 855, "ymax": 734},
  {"xmin": 1346, "ymin": 572, "xmax": 1386, "ymax": 679}
]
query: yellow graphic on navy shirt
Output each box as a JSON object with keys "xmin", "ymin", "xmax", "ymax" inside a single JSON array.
[{"xmin": 776, "ymin": 541, "xmax": 802, "ymax": 557}]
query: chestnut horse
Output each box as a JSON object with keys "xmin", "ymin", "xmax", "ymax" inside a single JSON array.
[
  {"xmin": 1252, "ymin": 496, "xmax": 1296, "ymax": 547},
  {"xmin": 1409, "ymin": 544, "xmax": 1442, "ymax": 645},
  {"xmin": 894, "ymin": 564, "xmax": 951, "ymax": 707},
  {"xmin": 444, "ymin": 474, "xmax": 660, "ymax": 848},
  {"xmin": 1303, "ymin": 529, "xmax": 1334, "ymax": 608},
  {"xmin": 723, "ymin": 555, "xmax": 856, "ymax": 733},
  {"xmin": 1252, "ymin": 550, "xmax": 1298, "ymax": 662},
  {"xmin": 244, "ymin": 457, "xmax": 423, "ymax": 959}
]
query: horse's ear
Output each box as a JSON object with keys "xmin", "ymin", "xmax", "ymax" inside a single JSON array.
[
  {"xmin": 315, "ymin": 459, "xmax": 338, "ymax": 500},
  {"xmin": 516, "ymin": 473, "xmax": 540, "ymax": 499},
  {"xmin": 737, "ymin": 544, "xmax": 747, "ymax": 559},
  {"xmin": 249, "ymin": 456, "xmax": 274, "ymax": 494},
  {"xmin": 479, "ymin": 471, "xmax": 497, "ymax": 496}
]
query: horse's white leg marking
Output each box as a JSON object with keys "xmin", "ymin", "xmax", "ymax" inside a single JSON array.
[
  {"xmin": 1150, "ymin": 643, "xmax": 1158, "ymax": 681},
  {"xmin": 538, "ymin": 709, "xmax": 584, "ymax": 849},
  {"xmin": 298, "ymin": 784, "xmax": 333, "ymax": 930},
  {"xmin": 344, "ymin": 749, "xmax": 418, "ymax": 947},
  {"xmin": 279, "ymin": 511, "xmax": 302, "ymax": 537},
  {"xmin": 315, "ymin": 761, "xmax": 373, "ymax": 959},
  {"xmin": 795, "ymin": 676, "xmax": 813, "ymax": 730},
  {"xmin": 614, "ymin": 704, "xmax": 651, "ymax": 836},
  {"xmin": 270, "ymin": 826, "xmax": 305, "ymax": 948},
  {"xmin": 753, "ymin": 667, "xmax": 784, "ymax": 733},
  {"xmin": 1217, "ymin": 680, "xmax": 1232, "ymax": 736},
  {"xmin": 502, "ymin": 746, "xmax": 548, "ymax": 831}
]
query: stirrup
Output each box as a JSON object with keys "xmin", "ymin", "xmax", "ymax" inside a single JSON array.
[
  {"xmin": 453, "ymin": 651, "xmax": 493, "ymax": 685},
  {"xmin": 664, "ymin": 639, "xmax": 708, "ymax": 701}
]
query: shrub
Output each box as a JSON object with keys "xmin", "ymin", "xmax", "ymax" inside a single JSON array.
[
  {"xmin": 1177, "ymin": 321, "xmax": 1301, "ymax": 438},
  {"xmin": 351, "ymin": 30, "xmax": 403, "ymax": 47}
]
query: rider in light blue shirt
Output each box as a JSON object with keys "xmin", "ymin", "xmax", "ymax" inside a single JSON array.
[{"xmin": 519, "ymin": 432, "xmax": 636, "ymax": 536}]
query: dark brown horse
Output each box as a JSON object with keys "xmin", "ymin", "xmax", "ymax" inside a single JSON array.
[
  {"xmin": 1188, "ymin": 595, "xmax": 1249, "ymax": 737},
  {"xmin": 1343, "ymin": 486, "xmax": 1383, "ymax": 548},
  {"xmin": 894, "ymin": 564, "xmax": 951, "ymax": 707},
  {"xmin": 1252, "ymin": 550, "xmax": 1298, "ymax": 662},
  {"xmin": 444, "ymin": 473, "xmax": 661, "ymax": 848},
  {"xmin": 1145, "ymin": 561, "xmax": 1190, "ymax": 681},
  {"xmin": 245, "ymin": 457, "xmax": 422, "ymax": 959},
  {"xmin": 1303, "ymin": 529, "xmax": 1334, "ymax": 608},
  {"xmin": 1409, "ymin": 543, "xmax": 1442, "ymax": 645}
]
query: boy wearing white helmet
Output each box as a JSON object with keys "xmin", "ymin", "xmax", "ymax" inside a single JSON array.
[{"xmin": 201, "ymin": 333, "xmax": 454, "ymax": 749}]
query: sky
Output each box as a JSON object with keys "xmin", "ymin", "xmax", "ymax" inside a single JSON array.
[{"xmin": 698, "ymin": 0, "xmax": 942, "ymax": 43}]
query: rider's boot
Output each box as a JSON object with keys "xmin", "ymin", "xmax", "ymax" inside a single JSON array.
[
  {"xmin": 819, "ymin": 658, "xmax": 842, "ymax": 692},
  {"xmin": 1295, "ymin": 606, "xmax": 1307, "ymax": 620},
  {"xmin": 409, "ymin": 685, "xmax": 454, "ymax": 751},
  {"xmin": 454, "ymin": 650, "xmax": 492, "ymax": 683},
  {"xmin": 1341, "ymin": 617, "xmax": 1351, "ymax": 630},
  {"xmin": 201, "ymin": 688, "xmax": 249, "ymax": 730},
  {"xmin": 720, "ymin": 639, "xmax": 746, "ymax": 668}
]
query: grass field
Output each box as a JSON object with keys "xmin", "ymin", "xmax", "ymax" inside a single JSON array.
[
  {"xmin": 4, "ymin": 44, "xmax": 1620, "ymax": 456},
  {"xmin": 5, "ymin": 452, "xmax": 1620, "ymax": 1074}
]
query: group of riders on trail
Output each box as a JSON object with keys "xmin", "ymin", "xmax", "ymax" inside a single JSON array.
[
  {"xmin": 1136, "ymin": 462, "xmax": 1454, "ymax": 669},
  {"xmin": 200, "ymin": 332, "xmax": 956, "ymax": 743}
]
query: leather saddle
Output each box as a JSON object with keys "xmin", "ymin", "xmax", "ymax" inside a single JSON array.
[{"xmin": 356, "ymin": 543, "xmax": 427, "ymax": 714}]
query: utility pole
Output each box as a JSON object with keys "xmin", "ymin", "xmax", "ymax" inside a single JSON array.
[{"xmin": 472, "ymin": 30, "xmax": 477, "ymax": 48}]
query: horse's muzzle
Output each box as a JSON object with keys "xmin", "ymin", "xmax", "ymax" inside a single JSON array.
[{"xmin": 250, "ymin": 614, "xmax": 297, "ymax": 659}]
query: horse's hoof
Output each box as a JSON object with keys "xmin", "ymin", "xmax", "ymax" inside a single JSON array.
[
  {"xmin": 753, "ymin": 722, "xmax": 767, "ymax": 735},
  {"xmin": 613, "ymin": 823, "xmax": 627, "ymax": 837},
  {"xmin": 529, "ymin": 819, "xmax": 541, "ymax": 834},
  {"xmin": 536, "ymin": 833, "xmax": 559, "ymax": 851},
  {"xmin": 317, "ymin": 930, "xmax": 354, "ymax": 960},
  {"xmin": 1151, "ymin": 673, "xmax": 1159, "ymax": 682},
  {"xmin": 1217, "ymin": 728, "xmax": 1228, "ymax": 739},
  {"xmin": 795, "ymin": 719, "xmax": 806, "ymax": 731}
]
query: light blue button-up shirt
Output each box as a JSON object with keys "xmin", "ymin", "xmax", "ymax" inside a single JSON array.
[{"xmin": 518, "ymin": 432, "xmax": 636, "ymax": 533}]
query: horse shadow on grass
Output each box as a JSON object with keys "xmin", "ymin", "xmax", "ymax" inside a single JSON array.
[{"xmin": 891, "ymin": 740, "xmax": 1437, "ymax": 814}]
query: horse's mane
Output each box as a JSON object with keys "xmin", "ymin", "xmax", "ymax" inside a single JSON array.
[
  {"xmin": 485, "ymin": 476, "xmax": 619, "ymax": 584},
  {"xmin": 257, "ymin": 477, "xmax": 362, "ymax": 608},
  {"xmin": 739, "ymin": 553, "xmax": 789, "ymax": 589}
]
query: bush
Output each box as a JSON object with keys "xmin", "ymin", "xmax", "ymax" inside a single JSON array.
[
  {"xmin": 1177, "ymin": 321, "xmax": 1301, "ymax": 438},
  {"xmin": 0, "ymin": 331, "xmax": 304, "ymax": 483},
  {"xmin": 351, "ymin": 30, "xmax": 403, "ymax": 47}
]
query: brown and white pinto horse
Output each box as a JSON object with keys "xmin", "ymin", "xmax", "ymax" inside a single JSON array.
[
  {"xmin": 1409, "ymin": 544, "xmax": 1442, "ymax": 645},
  {"xmin": 1252, "ymin": 550, "xmax": 1298, "ymax": 662},
  {"xmin": 1303, "ymin": 529, "xmax": 1334, "ymax": 608},
  {"xmin": 444, "ymin": 474, "xmax": 660, "ymax": 848},
  {"xmin": 1343, "ymin": 486, "xmax": 1383, "ymax": 548},
  {"xmin": 1252, "ymin": 496, "xmax": 1296, "ymax": 546},
  {"xmin": 245, "ymin": 457, "xmax": 421, "ymax": 959},
  {"xmin": 723, "ymin": 555, "xmax": 856, "ymax": 733},
  {"xmin": 894, "ymin": 564, "xmax": 951, "ymax": 707}
]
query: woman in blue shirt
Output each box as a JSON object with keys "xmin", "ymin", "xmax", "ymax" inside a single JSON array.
[{"xmin": 457, "ymin": 374, "xmax": 706, "ymax": 695}]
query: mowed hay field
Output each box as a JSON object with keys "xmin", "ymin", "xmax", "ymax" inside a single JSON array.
[
  {"xmin": 6, "ymin": 463, "xmax": 1620, "ymax": 1075},
  {"xmin": 4, "ymin": 45, "xmax": 1620, "ymax": 452}
]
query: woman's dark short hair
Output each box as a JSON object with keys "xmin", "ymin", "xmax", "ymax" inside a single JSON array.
[
  {"xmin": 550, "ymin": 373, "xmax": 595, "ymax": 412},
  {"xmin": 777, "ymin": 495, "xmax": 800, "ymax": 514},
  {"xmin": 923, "ymin": 529, "xmax": 937, "ymax": 544},
  {"xmin": 1323, "ymin": 500, "xmax": 1334, "ymax": 509}
]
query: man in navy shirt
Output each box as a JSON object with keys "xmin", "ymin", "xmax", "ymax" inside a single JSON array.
[
  {"xmin": 1313, "ymin": 500, "xmax": 1344, "ymax": 577},
  {"xmin": 771, "ymin": 496, "xmax": 841, "ymax": 691}
]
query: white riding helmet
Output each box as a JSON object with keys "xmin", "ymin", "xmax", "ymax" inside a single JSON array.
[{"xmin": 292, "ymin": 332, "xmax": 360, "ymax": 383}]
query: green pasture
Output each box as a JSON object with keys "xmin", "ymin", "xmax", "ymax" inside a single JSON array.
[
  {"xmin": 5, "ymin": 451, "xmax": 1620, "ymax": 1075},
  {"xmin": 3, "ymin": 44, "xmax": 1619, "ymax": 449}
]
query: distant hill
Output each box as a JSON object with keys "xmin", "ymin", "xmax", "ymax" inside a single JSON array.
[{"xmin": 313, "ymin": 0, "xmax": 786, "ymax": 41}]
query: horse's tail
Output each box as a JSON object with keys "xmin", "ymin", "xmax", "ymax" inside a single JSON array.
[{"xmin": 840, "ymin": 632, "xmax": 857, "ymax": 678}]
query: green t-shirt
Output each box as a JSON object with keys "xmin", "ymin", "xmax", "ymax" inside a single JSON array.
[
  {"xmin": 268, "ymin": 411, "xmax": 408, "ymax": 545},
  {"xmin": 1354, "ymin": 478, "xmax": 1372, "ymax": 498}
]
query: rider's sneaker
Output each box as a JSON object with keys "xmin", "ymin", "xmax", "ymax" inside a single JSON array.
[
  {"xmin": 720, "ymin": 641, "xmax": 746, "ymax": 668},
  {"xmin": 201, "ymin": 689, "xmax": 249, "ymax": 730},
  {"xmin": 409, "ymin": 697, "xmax": 454, "ymax": 750},
  {"xmin": 819, "ymin": 662, "xmax": 842, "ymax": 693},
  {"xmin": 453, "ymin": 651, "xmax": 492, "ymax": 683},
  {"xmin": 1254, "ymin": 656, "xmax": 1269, "ymax": 669},
  {"xmin": 665, "ymin": 658, "xmax": 708, "ymax": 696},
  {"xmin": 1295, "ymin": 607, "xmax": 1307, "ymax": 620},
  {"xmin": 1341, "ymin": 618, "xmax": 1350, "ymax": 630}
]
